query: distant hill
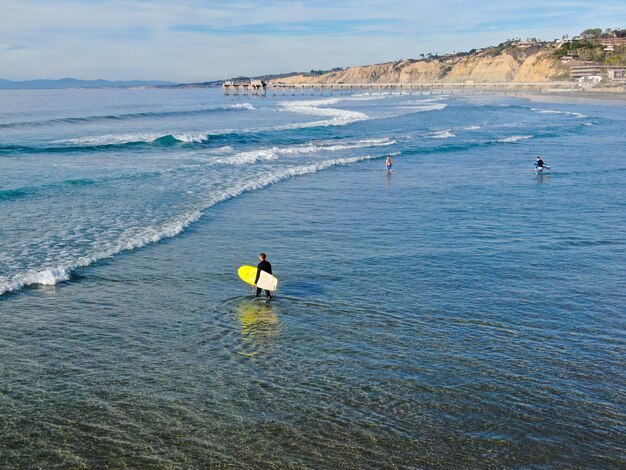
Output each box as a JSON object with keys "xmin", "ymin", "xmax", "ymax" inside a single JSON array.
[{"xmin": 0, "ymin": 78, "xmax": 176, "ymax": 89}]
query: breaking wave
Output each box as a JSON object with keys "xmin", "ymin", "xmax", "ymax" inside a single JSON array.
[
  {"xmin": 398, "ymin": 103, "xmax": 448, "ymax": 113},
  {"xmin": 431, "ymin": 130, "xmax": 455, "ymax": 139},
  {"xmin": 279, "ymin": 98, "xmax": 369, "ymax": 126},
  {"xmin": 36, "ymin": 99, "xmax": 370, "ymax": 149},
  {"xmin": 214, "ymin": 138, "xmax": 396, "ymax": 165},
  {"xmin": 531, "ymin": 108, "xmax": 586, "ymax": 118},
  {"xmin": 0, "ymin": 153, "xmax": 385, "ymax": 295},
  {"xmin": 498, "ymin": 135, "xmax": 534, "ymax": 143}
]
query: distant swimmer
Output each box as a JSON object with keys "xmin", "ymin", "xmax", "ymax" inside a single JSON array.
[
  {"xmin": 386, "ymin": 155, "xmax": 393, "ymax": 173},
  {"xmin": 253, "ymin": 252, "xmax": 272, "ymax": 301}
]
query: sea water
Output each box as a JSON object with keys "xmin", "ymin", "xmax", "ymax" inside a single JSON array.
[{"xmin": 0, "ymin": 88, "xmax": 624, "ymax": 468}]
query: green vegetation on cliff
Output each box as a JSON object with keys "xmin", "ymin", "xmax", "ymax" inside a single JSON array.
[
  {"xmin": 553, "ymin": 28, "xmax": 626, "ymax": 65},
  {"xmin": 554, "ymin": 40, "xmax": 626, "ymax": 65}
]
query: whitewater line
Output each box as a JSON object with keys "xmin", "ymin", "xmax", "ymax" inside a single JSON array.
[
  {"xmin": 0, "ymin": 153, "xmax": 388, "ymax": 295},
  {"xmin": 51, "ymin": 98, "xmax": 445, "ymax": 149},
  {"xmin": 56, "ymin": 98, "xmax": 370, "ymax": 147}
]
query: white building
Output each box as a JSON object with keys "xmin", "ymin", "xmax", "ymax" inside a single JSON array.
[{"xmin": 578, "ymin": 76, "xmax": 603, "ymax": 85}]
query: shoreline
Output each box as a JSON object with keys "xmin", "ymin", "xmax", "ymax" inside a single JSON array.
[
  {"xmin": 451, "ymin": 88, "xmax": 626, "ymax": 106},
  {"xmin": 519, "ymin": 89, "xmax": 626, "ymax": 105}
]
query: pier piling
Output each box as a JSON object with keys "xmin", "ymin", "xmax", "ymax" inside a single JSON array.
[{"xmin": 222, "ymin": 81, "xmax": 577, "ymax": 98}]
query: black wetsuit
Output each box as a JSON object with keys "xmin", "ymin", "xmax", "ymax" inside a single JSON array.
[
  {"xmin": 536, "ymin": 159, "xmax": 544, "ymax": 168},
  {"xmin": 255, "ymin": 260, "xmax": 272, "ymax": 299}
]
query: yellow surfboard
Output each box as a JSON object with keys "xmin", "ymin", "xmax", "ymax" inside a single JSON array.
[{"xmin": 238, "ymin": 265, "xmax": 278, "ymax": 291}]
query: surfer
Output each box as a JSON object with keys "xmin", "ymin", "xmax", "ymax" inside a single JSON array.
[
  {"xmin": 253, "ymin": 252, "xmax": 272, "ymax": 300},
  {"xmin": 386, "ymin": 155, "xmax": 393, "ymax": 173},
  {"xmin": 534, "ymin": 156, "xmax": 548, "ymax": 172}
]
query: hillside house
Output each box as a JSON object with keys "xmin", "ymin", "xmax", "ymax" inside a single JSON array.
[
  {"xmin": 571, "ymin": 64, "xmax": 626, "ymax": 81},
  {"xmin": 600, "ymin": 38, "xmax": 626, "ymax": 46}
]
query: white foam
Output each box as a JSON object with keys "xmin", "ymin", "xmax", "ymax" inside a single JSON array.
[
  {"xmin": 208, "ymin": 145, "xmax": 233, "ymax": 153},
  {"xmin": 431, "ymin": 130, "xmax": 455, "ymax": 139},
  {"xmin": 214, "ymin": 138, "xmax": 396, "ymax": 165},
  {"xmin": 280, "ymin": 98, "xmax": 368, "ymax": 126},
  {"xmin": 418, "ymin": 97, "xmax": 448, "ymax": 102},
  {"xmin": 170, "ymin": 133, "xmax": 209, "ymax": 143},
  {"xmin": 398, "ymin": 103, "xmax": 448, "ymax": 113},
  {"xmin": 462, "ymin": 125, "xmax": 481, "ymax": 131},
  {"xmin": 59, "ymin": 133, "xmax": 164, "ymax": 145},
  {"xmin": 222, "ymin": 103, "xmax": 255, "ymax": 111},
  {"xmin": 531, "ymin": 108, "xmax": 586, "ymax": 118},
  {"xmin": 218, "ymin": 149, "xmax": 279, "ymax": 164},
  {"xmin": 269, "ymin": 119, "xmax": 352, "ymax": 131},
  {"xmin": 498, "ymin": 135, "xmax": 533, "ymax": 143},
  {"xmin": 0, "ymin": 153, "xmax": 386, "ymax": 295}
]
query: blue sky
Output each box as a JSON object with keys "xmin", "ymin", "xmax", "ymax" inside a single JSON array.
[{"xmin": 1, "ymin": 0, "xmax": 624, "ymax": 82}]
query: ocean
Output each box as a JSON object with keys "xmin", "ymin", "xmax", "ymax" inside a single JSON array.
[{"xmin": 0, "ymin": 87, "xmax": 624, "ymax": 468}]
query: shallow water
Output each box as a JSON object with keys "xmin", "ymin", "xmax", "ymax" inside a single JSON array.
[{"xmin": 0, "ymin": 88, "xmax": 625, "ymax": 468}]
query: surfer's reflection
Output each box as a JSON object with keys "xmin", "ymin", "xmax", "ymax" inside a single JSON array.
[{"xmin": 236, "ymin": 300, "xmax": 279, "ymax": 341}]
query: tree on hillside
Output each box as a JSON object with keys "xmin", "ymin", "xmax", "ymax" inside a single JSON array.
[
  {"xmin": 605, "ymin": 54, "xmax": 620, "ymax": 65},
  {"xmin": 581, "ymin": 28, "xmax": 602, "ymax": 38}
]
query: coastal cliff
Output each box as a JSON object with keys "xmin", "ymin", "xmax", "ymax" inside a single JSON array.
[{"xmin": 274, "ymin": 47, "xmax": 569, "ymax": 84}]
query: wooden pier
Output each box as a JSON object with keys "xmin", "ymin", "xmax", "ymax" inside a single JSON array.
[
  {"xmin": 223, "ymin": 80, "xmax": 268, "ymax": 96},
  {"xmin": 223, "ymin": 81, "xmax": 579, "ymax": 97}
]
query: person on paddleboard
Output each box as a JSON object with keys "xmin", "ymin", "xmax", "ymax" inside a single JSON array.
[
  {"xmin": 386, "ymin": 155, "xmax": 393, "ymax": 173},
  {"xmin": 253, "ymin": 252, "xmax": 272, "ymax": 300}
]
